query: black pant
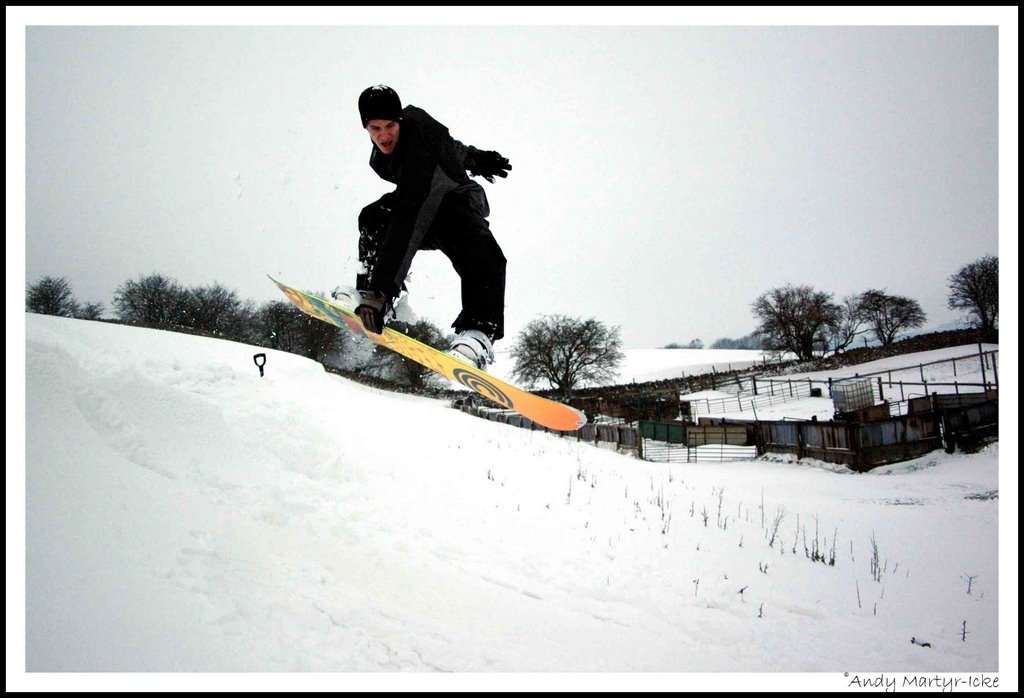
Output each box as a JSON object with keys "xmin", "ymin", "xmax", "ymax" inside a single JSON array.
[{"xmin": 358, "ymin": 189, "xmax": 506, "ymax": 341}]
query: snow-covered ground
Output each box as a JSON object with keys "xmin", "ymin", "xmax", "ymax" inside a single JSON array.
[
  {"xmin": 612, "ymin": 348, "xmax": 774, "ymax": 384},
  {"xmin": 487, "ymin": 347, "xmax": 773, "ymax": 387},
  {"xmin": 15, "ymin": 315, "xmax": 1016, "ymax": 691}
]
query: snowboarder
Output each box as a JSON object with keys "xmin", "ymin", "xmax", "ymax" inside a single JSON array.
[{"xmin": 342, "ymin": 84, "xmax": 512, "ymax": 369}]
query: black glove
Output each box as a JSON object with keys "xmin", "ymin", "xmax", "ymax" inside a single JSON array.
[
  {"xmin": 355, "ymin": 291, "xmax": 391, "ymax": 335},
  {"xmin": 466, "ymin": 148, "xmax": 511, "ymax": 183}
]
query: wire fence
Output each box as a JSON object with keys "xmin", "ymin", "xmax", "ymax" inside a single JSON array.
[
  {"xmin": 641, "ymin": 440, "xmax": 757, "ymax": 463},
  {"xmin": 688, "ymin": 349, "xmax": 998, "ymax": 418},
  {"xmin": 688, "ymin": 378, "xmax": 818, "ymax": 417}
]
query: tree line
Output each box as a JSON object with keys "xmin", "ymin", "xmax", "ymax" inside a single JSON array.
[
  {"xmin": 26, "ymin": 273, "xmax": 356, "ymax": 370},
  {"xmin": 26, "ymin": 254, "xmax": 996, "ymax": 395},
  {"xmin": 750, "ymin": 254, "xmax": 997, "ymax": 361}
]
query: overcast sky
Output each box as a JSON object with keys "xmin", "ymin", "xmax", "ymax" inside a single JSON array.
[{"xmin": 12, "ymin": 8, "xmax": 1017, "ymax": 349}]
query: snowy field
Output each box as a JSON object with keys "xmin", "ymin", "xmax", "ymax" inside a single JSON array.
[
  {"xmin": 15, "ymin": 315, "xmax": 1016, "ymax": 691},
  {"xmin": 784, "ymin": 345, "xmax": 999, "ymax": 384},
  {"xmin": 488, "ymin": 347, "xmax": 774, "ymax": 387}
]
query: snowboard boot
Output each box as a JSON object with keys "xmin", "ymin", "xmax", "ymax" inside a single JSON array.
[
  {"xmin": 330, "ymin": 285, "xmax": 398, "ymax": 332},
  {"xmin": 333, "ymin": 283, "xmax": 413, "ymax": 320},
  {"xmin": 330, "ymin": 285, "xmax": 364, "ymax": 311},
  {"xmin": 448, "ymin": 329, "xmax": 495, "ymax": 370}
]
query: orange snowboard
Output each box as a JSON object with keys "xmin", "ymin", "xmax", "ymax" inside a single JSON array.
[{"xmin": 270, "ymin": 277, "xmax": 587, "ymax": 431}]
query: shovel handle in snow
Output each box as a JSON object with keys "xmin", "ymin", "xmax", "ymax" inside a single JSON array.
[{"xmin": 253, "ymin": 353, "xmax": 266, "ymax": 377}]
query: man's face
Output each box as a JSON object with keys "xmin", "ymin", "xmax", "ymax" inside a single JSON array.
[{"xmin": 366, "ymin": 119, "xmax": 400, "ymax": 155}]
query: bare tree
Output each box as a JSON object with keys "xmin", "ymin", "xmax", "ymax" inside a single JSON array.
[
  {"xmin": 751, "ymin": 284, "xmax": 840, "ymax": 361},
  {"xmin": 113, "ymin": 274, "xmax": 189, "ymax": 327},
  {"xmin": 253, "ymin": 300, "xmax": 300, "ymax": 351},
  {"xmin": 826, "ymin": 294, "xmax": 868, "ymax": 353},
  {"xmin": 180, "ymin": 282, "xmax": 254, "ymax": 340},
  {"xmin": 26, "ymin": 276, "xmax": 81, "ymax": 317},
  {"xmin": 510, "ymin": 315, "xmax": 625, "ymax": 397},
  {"xmin": 711, "ymin": 332, "xmax": 764, "ymax": 350},
  {"xmin": 858, "ymin": 289, "xmax": 927, "ymax": 346},
  {"xmin": 77, "ymin": 302, "xmax": 105, "ymax": 320},
  {"xmin": 948, "ymin": 255, "xmax": 998, "ymax": 332}
]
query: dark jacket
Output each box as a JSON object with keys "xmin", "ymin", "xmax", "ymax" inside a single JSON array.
[{"xmin": 366, "ymin": 105, "xmax": 488, "ymax": 298}]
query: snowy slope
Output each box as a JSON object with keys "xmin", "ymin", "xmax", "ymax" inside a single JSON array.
[{"xmin": 18, "ymin": 315, "xmax": 1013, "ymax": 689}]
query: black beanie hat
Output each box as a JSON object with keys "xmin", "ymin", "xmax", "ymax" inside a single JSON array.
[{"xmin": 359, "ymin": 85, "xmax": 403, "ymax": 127}]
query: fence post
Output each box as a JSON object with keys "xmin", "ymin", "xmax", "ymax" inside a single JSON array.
[
  {"xmin": 933, "ymin": 392, "xmax": 953, "ymax": 454},
  {"xmin": 978, "ymin": 344, "xmax": 988, "ymax": 389},
  {"xmin": 877, "ymin": 377, "xmax": 884, "ymax": 402},
  {"xmin": 852, "ymin": 423, "xmax": 864, "ymax": 471}
]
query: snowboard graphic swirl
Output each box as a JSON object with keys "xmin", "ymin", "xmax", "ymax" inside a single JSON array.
[{"xmin": 451, "ymin": 368, "xmax": 513, "ymax": 410}]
